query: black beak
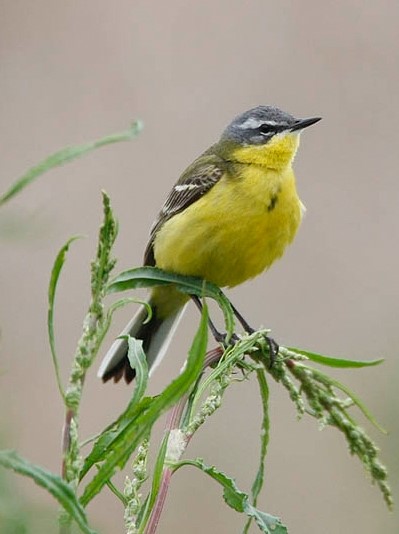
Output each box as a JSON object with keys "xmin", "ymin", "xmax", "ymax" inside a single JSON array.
[{"xmin": 290, "ymin": 117, "xmax": 322, "ymax": 132}]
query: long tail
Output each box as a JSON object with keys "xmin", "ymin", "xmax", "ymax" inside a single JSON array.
[{"xmin": 97, "ymin": 298, "xmax": 186, "ymax": 384}]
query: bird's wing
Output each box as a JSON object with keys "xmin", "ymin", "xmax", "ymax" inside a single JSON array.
[{"xmin": 144, "ymin": 156, "xmax": 225, "ymax": 265}]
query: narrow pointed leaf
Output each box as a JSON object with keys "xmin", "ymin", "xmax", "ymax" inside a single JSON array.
[
  {"xmin": 288, "ymin": 348, "xmax": 384, "ymax": 368},
  {"xmin": 0, "ymin": 450, "xmax": 96, "ymax": 534},
  {"xmin": 0, "ymin": 121, "xmax": 142, "ymax": 206},
  {"xmin": 125, "ymin": 336, "xmax": 149, "ymax": 409},
  {"xmin": 107, "ymin": 266, "xmax": 234, "ymax": 338},
  {"xmin": 79, "ymin": 397, "xmax": 153, "ymax": 481},
  {"xmin": 80, "ymin": 304, "xmax": 208, "ymax": 505},
  {"xmin": 48, "ymin": 236, "xmax": 83, "ymax": 400},
  {"xmin": 302, "ymin": 364, "xmax": 387, "ymax": 434}
]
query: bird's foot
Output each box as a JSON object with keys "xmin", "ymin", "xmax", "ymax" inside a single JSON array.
[
  {"xmin": 212, "ymin": 329, "xmax": 240, "ymax": 347},
  {"xmin": 264, "ymin": 335, "xmax": 279, "ymax": 367},
  {"xmin": 192, "ymin": 294, "xmax": 279, "ymax": 367},
  {"xmin": 231, "ymin": 303, "xmax": 279, "ymax": 366}
]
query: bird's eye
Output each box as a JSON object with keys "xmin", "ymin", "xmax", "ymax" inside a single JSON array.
[{"xmin": 258, "ymin": 124, "xmax": 273, "ymax": 135}]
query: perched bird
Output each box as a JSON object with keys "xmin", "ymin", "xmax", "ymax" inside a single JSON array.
[{"xmin": 98, "ymin": 106, "xmax": 321, "ymax": 383}]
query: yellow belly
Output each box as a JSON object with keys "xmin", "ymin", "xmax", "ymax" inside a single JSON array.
[{"xmin": 153, "ymin": 165, "xmax": 302, "ymax": 288}]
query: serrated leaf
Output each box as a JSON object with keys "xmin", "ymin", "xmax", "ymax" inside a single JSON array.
[
  {"xmin": 0, "ymin": 450, "xmax": 96, "ymax": 534},
  {"xmin": 173, "ymin": 459, "xmax": 287, "ymax": 534},
  {"xmin": 245, "ymin": 504, "xmax": 288, "ymax": 534},
  {"xmin": 0, "ymin": 121, "xmax": 142, "ymax": 207},
  {"xmin": 48, "ymin": 236, "xmax": 83, "ymax": 400},
  {"xmin": 80, "ymin": 303, "xmax": 208, "ymax": 505},
  {"xmin": 288, "ymin": 347, "xmax": 384, "ymax": 368}
]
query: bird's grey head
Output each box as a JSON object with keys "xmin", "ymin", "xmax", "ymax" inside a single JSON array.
[{"xmin": 221, "ymin": 106, "xmax": 321, "ymax": 145}]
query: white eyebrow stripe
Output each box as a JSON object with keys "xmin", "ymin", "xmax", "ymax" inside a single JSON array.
[
  {"xmin": 237, "ymin": 117, "xmax": 264, "ymax": 129},
  {"xmin": 238, "ymin": 118, "xmax": 280, "ymax": 129}
]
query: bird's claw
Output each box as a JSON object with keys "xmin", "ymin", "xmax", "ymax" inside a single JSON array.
[
  {"xmin": 265, "ymin": 335, "xmax": 279, "ymax": 367},
  {"xmin": 213, "ymin": 331, "xmax": 240, "ymax": 346}
]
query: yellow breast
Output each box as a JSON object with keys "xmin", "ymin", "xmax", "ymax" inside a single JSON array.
[{"xmin": 153, "ymin": 163, "xmax": 303, "ymax": 288}]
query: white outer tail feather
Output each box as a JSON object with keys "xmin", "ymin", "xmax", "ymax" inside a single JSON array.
[{"xmin": 97, "ymin": 303, "xmax": 187, "ymax": 379}]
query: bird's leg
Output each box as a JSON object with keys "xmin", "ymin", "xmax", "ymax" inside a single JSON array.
[
  {"xmin": 230, "ymin": 301, "xmax": 279, "ymax": 366},
  {"xmin": 230, "ymin": 302, "xmax": 255, "ymax": 334},
  {"xmin": 191, "ymin": 296, "xmax": 239, "ymax": 345},
  {"xmin": 191, "ymin": 296, "xmax": 278, "ymax": 366}
]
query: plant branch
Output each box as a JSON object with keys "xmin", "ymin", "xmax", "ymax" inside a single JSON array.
[
  {"xmin": 143, "ymin": 347, "xmax": 223, "ymax": 534},
  {"xmin": 59, "ymin": 193, "xmax": 118, "ymax": 531}
]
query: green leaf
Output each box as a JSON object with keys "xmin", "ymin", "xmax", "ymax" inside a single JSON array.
[
  {"xmin": 136, "ymin": 433, "xmax": 169, "ymax": 533},
  {"xmin": 79, "ymin": 397, "xmax": 153, "ymax": 481},
  {"xmin": 190, "ymin": 331, "xmax": 266, "ymax": 415},
  {"xmin": 107, "ymin": 266, "xmax": 235, "ymax": 339},
  {"xmin": 80, "ymin": 303, "xmax": 208, "ymax": 505},
  {"xmin": 125, "ymin": 336, "xmax": 149, "ymax": 409},
  {"xmin": 287, "ymin": 347, "xmax": 384, "ymax": 368},
  {"xmin": 0, "ymin": 121, "xmax": 143, "ymax": 207},
  {"xmin": 244, "ymin": 505, "xmax": 288, "ymax": 534},
  {"xmin": 244, "ymin": 369, "xmax": 270, "ymax": 534},
  {"xmin": 301, "ymin": 364, "xmax": 387, "ymax": 434},
  {"xmin": 80, "ymin": 335, "xmax": 149, "ymax": 478},
  {"xmin": 96, "ymin": 297, "xmax": 151, "ymax": 359},
  {"xmin": 104, "ymin": 477, "xmax": 128, "ymax": 506},
  {"xmin": 174, "ymin": 460, "xmax": 247, "ymax": 512},
  {"xmin": 148, "ymin": 433, "xmax": 169, "ymax": 510},
  {"xmin": 173, "ymin": 459, "xmax": 287, "ymax": 534},
  {"xmin": 107, "ymin": 297, "xmax": 152, "ymax": 322},
  {"xmin": 0, "ymin": 450, "xmax": 96, "ymax": 534},
  {"xmin": 48, "ymin": 236, "xmax": 83, "ymax": 400},
  {"xmin": 80, "ymin": 327, "xmax": 152, "ymax": 479}
]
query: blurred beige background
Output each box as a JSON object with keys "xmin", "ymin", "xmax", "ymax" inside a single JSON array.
[{"xmin": 1, "ymin": 1, "xmax": 398, "ymax": 532}]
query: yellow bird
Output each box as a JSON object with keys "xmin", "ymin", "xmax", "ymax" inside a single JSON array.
[{"xmin": 98, "ymin": 106, "xmax": 321, "ymax": 383}]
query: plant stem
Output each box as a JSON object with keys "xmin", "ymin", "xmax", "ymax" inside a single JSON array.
[
  {"xmin": 59, "ymin": 193, "xmax": 117, "ymax": 533},
  {"xmin": 144, "ymin": 347, "xmax": 223, "ymax": 534},
  {"xmin": 61, "ymin": 409, "xmax": 74, "ymax": 479},
  {"xmin": 144, "ymin": 468, "xmax": 172, "ymax": 534}
]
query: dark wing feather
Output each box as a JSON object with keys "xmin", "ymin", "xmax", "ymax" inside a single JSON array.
[{"xmin": 144, "ymin": 156, "xmax": 225, "ymax": 265}]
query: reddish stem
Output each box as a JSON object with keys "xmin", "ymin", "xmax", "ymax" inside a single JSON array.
[
  {"xmin": 61, "ymin": 409, "xmax": 74, "ymax": 478},
  {"xmin": 144, "ymin": 467, "xmax": 172, "ymax": 534},
  {"xmin": 144, "ymin": 346, "xmax": 223, "ymax": 534}
]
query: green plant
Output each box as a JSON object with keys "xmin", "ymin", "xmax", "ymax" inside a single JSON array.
[{"xmin": 0, "ymin": 126, "xmax": 392, "ymax": 534}]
